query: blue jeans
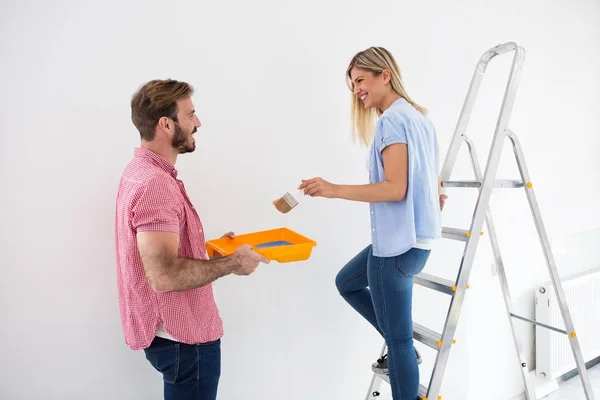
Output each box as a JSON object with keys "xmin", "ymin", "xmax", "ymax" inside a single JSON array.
[
  {"xmin": 335, "ymin": 245, "xmax": 430, "ymax": 400},
  {"xmin": 144, "ymin": 336, "xmax": 221, "ymax": 400}
]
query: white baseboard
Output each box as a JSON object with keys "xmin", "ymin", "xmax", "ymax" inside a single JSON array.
[{"xmin": 508, "ymin": 370, "xmax": 559, "ymax": 400}]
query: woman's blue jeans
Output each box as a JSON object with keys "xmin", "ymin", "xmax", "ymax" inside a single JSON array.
[{"xmin": 335, "ymin": 244, "xmax": 430, "ymax": 400}]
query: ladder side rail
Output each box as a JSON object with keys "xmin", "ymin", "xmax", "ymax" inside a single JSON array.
[
  {"xmin": 426, "ymin": 45, "xmax": 526, "ymax": 398},
  {"xmin": 438, "ymin": 68, "xmax": 484, "ymax": 183},
  {"xmin": 506, "ymin": 130, "xmax": 595, "ymax": 399},
  {"xmin": 440, "ymin": 42, "xmax": 520, "ymax": 183},
  {"xmin": 476, "ymin": 45, "xmax": 525, "ymax": 211},
  {"xmin": 464, "ymin": 136, "xmax": 537, "ymax": 399},
  {"xmin": 365, "ymin": 343, "xmax": 387, "ymax": 399}
]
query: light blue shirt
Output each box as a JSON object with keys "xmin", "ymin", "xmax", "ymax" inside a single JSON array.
[{"xmin": 369, "ymin": 97, "xmax": 442, "ymax": 257}]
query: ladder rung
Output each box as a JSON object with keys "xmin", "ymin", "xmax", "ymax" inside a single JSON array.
[
  {"xmin": 414, "ymin": 323, "xmax": 442, "ymax": 350},
  {"xmin": 442, "ymin": 179, "xmax": 524, "ymax": 188},
  {"xmin": 373, "ymin": 372, "xmax": 428, "ymax": 399},
  {"xmin": 415, "ymin": 273, "xmax": 455, "ymax": 295},
  {"xmin": 442, "ymin": 227, "xmax": 473, "ymax": 241}
]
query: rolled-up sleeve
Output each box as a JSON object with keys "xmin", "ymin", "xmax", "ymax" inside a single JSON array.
[
  {"xmin": 376, "ymin": 116, "xmax": 408, "ymax": 153},
  {"xmin": 131, "ymin": 176, "xmax": 181, "ymax": 233}
]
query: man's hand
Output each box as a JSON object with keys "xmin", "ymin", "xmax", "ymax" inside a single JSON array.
[{"xmin": 231, "ymin": 244, "xmax": 270, "ymax": 275}]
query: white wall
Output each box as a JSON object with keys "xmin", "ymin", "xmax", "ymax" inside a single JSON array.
[{"xmin": 1, "ymin": 0, "xmax": 598, "ymax": 399}]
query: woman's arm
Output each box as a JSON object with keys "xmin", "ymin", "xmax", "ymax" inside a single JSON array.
[{"xmin": 299, "ymin": 143, "xmax": 408, "ymax": 203}]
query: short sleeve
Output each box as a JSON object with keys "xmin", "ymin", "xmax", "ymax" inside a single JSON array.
[
  {"xmin": 376, "ymin": 116, "xmax": 408, "ymax": 153},
  {"xmin": 131, "ymin": 176, "xmax": 181, "ymax": 233}
]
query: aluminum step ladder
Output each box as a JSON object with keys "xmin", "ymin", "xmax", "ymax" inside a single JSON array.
[{"xmin": 366, "ymin": 42, "xmax": 595, "ymax": 400}]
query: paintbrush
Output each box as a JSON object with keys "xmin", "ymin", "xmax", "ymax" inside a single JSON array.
[{"xmin": 273, "ymin": 189, "xmax": 304, "ymax": 214}]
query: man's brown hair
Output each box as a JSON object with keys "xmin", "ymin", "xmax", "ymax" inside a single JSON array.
[{"xmin": 131, "ymin": 79, "xmax": 194, "ymax": 141}]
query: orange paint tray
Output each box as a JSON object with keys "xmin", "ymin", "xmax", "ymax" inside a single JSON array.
[{"xmin": 206, "ymin": 227, "xmax": 317, "ymax": 263}]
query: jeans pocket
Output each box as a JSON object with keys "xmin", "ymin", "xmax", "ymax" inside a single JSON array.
[
  {"xmin": 144, "ymin": 342, "xmax": 180, "ymax": 384},
  {"xmin": 396, "ymin": 248, "xmax": 431, "ymax": 277}
]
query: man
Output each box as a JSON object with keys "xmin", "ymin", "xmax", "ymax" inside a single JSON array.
[{"xmin": 114, "ymin": 79, "xmax": 269, "ymax": 400}]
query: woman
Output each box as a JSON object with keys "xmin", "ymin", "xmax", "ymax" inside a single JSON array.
[{"xmin": 298, "ymin": 47, "xmax": 446, "ymax": 400}]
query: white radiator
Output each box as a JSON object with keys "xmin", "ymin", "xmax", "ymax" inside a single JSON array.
[{"xmin": 535, "ymin": 268, "xmax": 600, "ymax": 380}]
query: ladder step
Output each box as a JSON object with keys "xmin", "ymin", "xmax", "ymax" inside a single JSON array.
[
  {"xmin": 415, "ymin": 273, "xmax": 455, "ymax": 295},
  {"xmin": 442, "ymin": 179, "xmax": 524, "ymax": 188},
  {"xmin": 414, "ymin": 323, "xmax": 442, "ymax": 350},
  {"xmin": 418, "ymin": 384, "xmax": 427, "ymax": 399},
  {"xmin": 373, "ymin": 372, "xmax": 428, "ymax": 399},
  {"xmin": 442, "ymin": 227, "xmax": 478, "ymax": 241}
]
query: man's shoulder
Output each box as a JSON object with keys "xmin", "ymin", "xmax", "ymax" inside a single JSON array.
[
  {"xmin": 117, "ymin": 159, "xmax": 180, "ymax": 209},
  {"xmin": 121, "ymin": 158, "xmax": 174, "ymax": 187}
]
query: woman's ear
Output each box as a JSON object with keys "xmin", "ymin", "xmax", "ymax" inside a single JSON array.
[{"xmin": 382, "ymin": 69, "xmax": 391, "ymax": 84}]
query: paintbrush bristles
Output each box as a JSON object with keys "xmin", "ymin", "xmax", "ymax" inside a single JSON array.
[
  {"xmin": 273, "ymin": 192, "xmax": 299, "ymax": 214},
  {"xmin": 273, "ymin": 198, "xmax": 292, "ymax": 213}
]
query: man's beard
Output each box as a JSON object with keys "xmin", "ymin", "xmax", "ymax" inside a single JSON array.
[{"xmin": 172, "ymin": 123, "xmax": 196, "ymax": 154}]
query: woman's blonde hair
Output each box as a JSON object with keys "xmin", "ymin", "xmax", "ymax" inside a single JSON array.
[{"xmin": 346, "ymin": 46, "xmax": 427, "ymax": 146}]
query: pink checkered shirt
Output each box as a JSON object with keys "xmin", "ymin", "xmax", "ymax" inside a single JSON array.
[{"xmin": 114, "ymin": 147, "xmax": 223, "ymax": 350}]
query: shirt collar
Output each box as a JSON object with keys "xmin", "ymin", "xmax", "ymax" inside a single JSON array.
[
  {"xmin": 134, "ymin": 147, "xmax": 178, "ymax": 178},
  {"xmin": 393, "ymin": 97, "xmax": 407, "ymax": 106}
]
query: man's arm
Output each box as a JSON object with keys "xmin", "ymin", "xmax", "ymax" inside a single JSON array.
[{"xmin": 137, "ymin": 231, "xmax": 266, "ymax": 293}]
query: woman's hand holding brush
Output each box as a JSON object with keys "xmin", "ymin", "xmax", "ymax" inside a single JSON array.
[
  {"xmin": 272, "ymin": 176, "xmax": 339, "ymax": 214},
  {"xmin": 298, "ymin": 177, "xmax": 339, "ymax": 198}
]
